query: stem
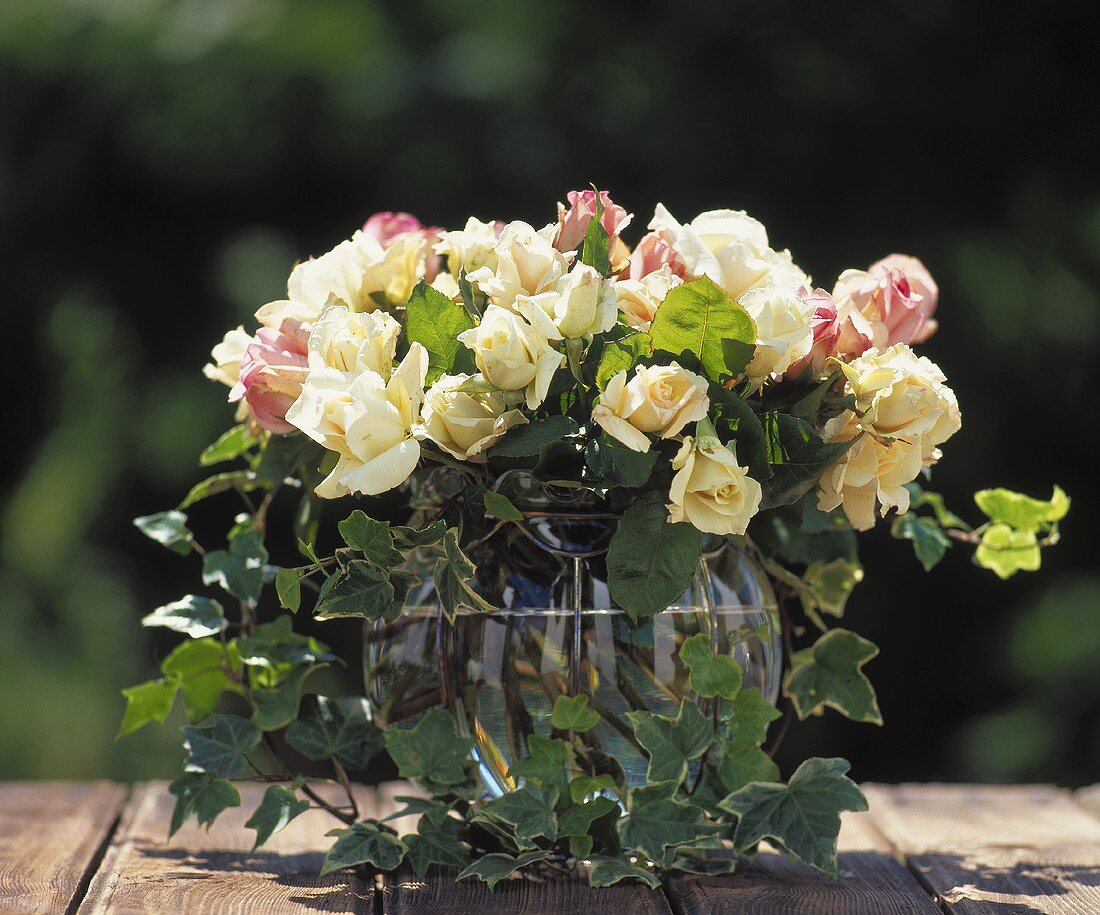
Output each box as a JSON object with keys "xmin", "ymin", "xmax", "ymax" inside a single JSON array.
[
  {"xmin": 261, "ymin": 734, "xmax": 356, "ymax": 826},
  {"xmin": 331, "ymin": 757, "xmax": 360, "ymax": 822}
]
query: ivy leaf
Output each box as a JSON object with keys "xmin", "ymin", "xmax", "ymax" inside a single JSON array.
[
  {"xmin": 680, "ymin": 632, "xmax": 743, "ymax": 700},
  {"xmin": 649, "ymin": 277, "xmax": 757, "ymax": 379},
  {"xmin": 607, "ymin": 489, "xmax": 703, "ymax": 621},
  {"xmin": 557, "ymin": 796, "xmax": 619, "ymax": 838},
  {"xmin": 133, "ymin": 510, "xmax": 194, "ymax": 555},
  {"xmin": 178, "ymin": 471, "xmax": 258, "ymax": 509},
  {"xmin": 720, "ymin": 688, "xmax": 782, "ymax": 745},
  {"xmin": 182, "ymin": 714, "xmax": 262, "ymax": 778},
  {"xmin": 457, "ymin": 850, "xmax": 554, "ymax": 890},
  {"xmin": 891, "ymin": 514, "xmax": 950, "ymax": 572},
  {"xmin": 489, "ymin": 415, "xmax": 581, "ymax": 459},
  {"xmin": 719, "ymin": 756, "xmax": 868, "ymax": 877},
  {"xmin": 314, "ymin": 560, "xmax": 395, "ymax": 621},
  {"xmin": 245, "ymin": 785, "xmax": 310, "ymax": 850},
  {"xmin": 405, "ymin": 281, "xmax": 476, "ymax": 379},
  {"xmin": 250, "ymin": 665, "xmax": 317, "ymax": 732},
  {"xmin": 584, "ymin": 433, "xmax": 659, "ymax": 488},
  {"xmin": 596, "ymin": 333, "xmax": 652, "ymax": 390},
  {"xmin": 321, "ymin": 823, "xmax": 406, "ymax": 876},
  {"xmin": 118, "ymin": 678, "xmax": 179, "ymax": 737},
  {"xmin": 477, "ymin": 783, "xmax": 559, "ymax": 841},
  {"xmin": 404, "ymin": 810, "xmax": 469, "ymax": 876},
  {"xmin": 275, "ymin": 568, "xmax": 303, "ymax": 612},
  {"xmin": 200, "ymin": 424, "xmax": 256, "ymax": 466},
  {"xmin": 160, "ymin": 638, "xmax": 244, "ymax": 723},
  {"xmin": 783, "ymin": 629, "xmax": 882, "ymax": 724},
  {"xmin": 237, "ymin": 615, "xmax": 336, "ymax": 670},
  {"xmin": 759, "ymin": 413, "xmax": 855, "ymax": 510},
  {"xmin": 391, "ymin": 520, "xmax": 447, "ymax": 547},
  {"xmin": 384, "ymin": 707, "xmax": 473, "ymax": 785},
  {"xmin": 255, "ymin": 433, "xmax": 324, "ymax": 487},
  {"xmin": 168, "ymin": 773, "xmax": 241, "ymax": 837},
  {"xmin": 286, "ymin": 696, "xmax": 384, "ymax": 769},
  {"xmin": 142, "ymin": 595, "xmax": 227, "ymax": 638},
  {"xmin": 508, "ymin": 735, "xmax": 571, "ymax": 795},
  {"xmin": 905, "ymin": 482, "xmax": 971, "ymax": 531},
  {"xmin": 434, "ymin": 528, "xmax": 494, "ymax": 622},
  {"xmin": 202, "ymin": 527, "xmax": 268, "ymax": 603},
  {"xmin": 715, "ymin": 739, "xmax": 780, "ymax": 793},
  {"xmin": 569, "ymin": 774, "xmax": 618, "ymax": 803},
  {"xmin": 708, "ymin": 385, "xmax": 771, "ymax": 480},
  {"xmin": 801, "ymin": 557, "xmax": 864, "ymax": 621},
  {"xmin": 627, "ymin": 701, "xmax": 713, "ymax": 784},
  {"xmin": 338, "ymin": 511, "xmax": 405, "ymax": 567},
  {"xmin": 483, "ymin": 490, "xmax": 524, "ymax": 522},
  {"xmin": 551, "ymin": 694, "xmax": 600, "ymax": 732},
  {"xmin": 620, "ymin": 792, "xmax": 722, "ymax": 865},
  {"xmin": 975, "ymin": 524, "xmax": 1042, "ymax": 578},
  {"xmin": 974, "ymin": 485, "xmax": 1070, "ymax": 533},
  {"xmin": 587, "ymin": 856, "xmax": 662, "ymax": 889},
  {"xmin": 579, "ymin": 191, "xmax": 611, "ymax": 275}
]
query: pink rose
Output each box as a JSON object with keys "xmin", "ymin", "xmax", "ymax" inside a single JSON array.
[
  {"xmin": 231, "ymin": 320, "xmax": 310, "ymax": 434},
  {"xmin": 554, "ymin": 189, "xmax": 632, "ymax": 253},
  {"xmin": 788, "ymin": 286, "xmax": 877, "ymax": 378},
  {"xmin": 871, "ymin": 253, "xmax": 938, "ymax": 344},
  {"xmin": 833, "ymin": 254, "xmax": 938, "ymax": 349},
  {"xmin": 627, "ymin": 231, "xmax": 687, "ymax": 281},
  {"xmin": 362, "ymin": 211, "xmax": 443, "ymax": 281}
]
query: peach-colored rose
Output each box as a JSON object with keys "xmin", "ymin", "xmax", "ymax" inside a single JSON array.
[
  {"xmin": 230, "ymin": 320, "xmax": 310, "ymax": 434},
  {"xmin": 627, "ymin": 231, "xmax": 687, "ymax": 281},
  {"xmin": 554, "ymin": 189, "xmax": 632, "ymax": 253},
  {"xmin": 362, "ymin": 211, "xmax": 443, "ymax": 281},
  {"xmin": 832, "ymin": 254, "xmax": 938, "ymax": 349}
]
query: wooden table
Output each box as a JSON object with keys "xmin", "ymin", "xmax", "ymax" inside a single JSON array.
[{"xmin": 3, "ymin": 781, "xmax": 1100, "ymax": 914}]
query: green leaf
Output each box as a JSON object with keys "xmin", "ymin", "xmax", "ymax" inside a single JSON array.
[
  {"xmin": 457, "ymin": 850, "xmax": 554, "ymax": 890},
  {"xmin": 974, "ymin": 485, "xmax": 1070, "ymax": 533},
  {"xmin": 708, "ymin": 386, "xmax": 771, "ymax": 479},
  {"xmin": 587, "ymin": 856, "xmax": 662, "ymax": 889},
  {"xmin": 314, "ymin": 560, "xmax": 395, "ymax": 621},
  {"xmin": 384, "ymin": 707, "xmax": 473, "ymax": 785},
  {"xmin": 391, "ymin": 521, "xmax": 447, "ymax": 547},
  {"xmin": 596, "ymin": 333, "xmax": 652, "ymax": 390},
  {"xmin": 406, "ymin": 281, "xmax": 477, "ymax": 379},
  {"xmin": 179, "ymin": 471, "xmax": 258, "ymax": 509},
  {"xmin": 321, "ymin": 823, "xmax": 406, "ymax": 875},
  {"xmin": 649, "ymin": 277, "xmax": 757, "ymax": 379},
  {"xmin": 142, "ymin": 595, "xmax": 227, "ymax": 638},
  {"xmin": 607, "ymin": 490, "xmax": 703, "ymax": 621},
  {"xmin": 579, "ymin": 192, "xmax": 611, "ymax": 274},
  {"xmin": 275, "ymin": 568, "xmax": 303, "ymax": 612},
  {"xmin": 168, "ymin": 773, "xmax": 241, "ymax": 837},
  {"xmin": 760, "ymin": 413, "xmax": 855, "ymax": 509},
  {"xmin": 584, "ymin": 433, "xmax": 658, "ymax": 488},
  {"xmin": 891, "ymin": 514, "xmax": 950, "ymax": 572},
  {"xmin": 975, "ymin": 524, "xmax": 1042, "ymax": 578},
  {"xmin": 715, "ymin": 739, "xmax": 780, "ymax": 793},
  {"xmin": 202, "ymin": 527, "xmax": 268, "ymax": 603},
  {"xmin": 721, "ymin": 688, "xmax": 781, "ymax": 745},
  {"xmin": 134, "ymin": 510, "xmax": 193, "ymax": 555},
  {"xmin": 182, "ymin": 714, "xmax": 262, "ymax": 778},
  {"xmin": 783, "ymin": 629, "xmax": 882, "ymax": 724},
  {"xmin": 483, "ymin": 490, "xmax": 524, "ymax": 522},
  {"xmin": 200, "ymin": 424, "xmax": 256, "ymax": 466},
  {"xmin": 338, "ymin": 511, "xmax": 405, "ymax": 567},
  {"xmin": 620, "ymin": 793, "xmax": 722, "ymax": 865},
  {"xmin": 251, "ymin": 665, "xmax": 316, "ymax": 731},
  {"xmin": 286, "ymin": 696, "xmax": 384, "ymax": 769},
  {"xmin": 478, "ymin": 783, "xmax": 559, "ymax": 841},
  {"xmin": 160, "ymin": 638, "xmax": 244, "ymax": 722},
  {"xmin": 627, "ymin": 701, "xmax": 713, "ymax": 783},
  {"xmin": 508, "ymin": 735, "xmax": 571, "ymax": 795},
  {"xmin": 237, "ymin": 616, "xmax": 336, "ymax": 670},
  {"xmin": 551, "ymin": 694, "xmax": 600, "ymax": 732},
  {"xmin": 434, "ymin": 528, "xmax": 495, "ymax": 622},
  {"xmin": 255, "ymin": 433, "xmax": 324, "ymax": 487},
  {"xmin": 905, "ymin": 482, "xmax": 971, "ymax": 531},
  {"xmin": 557, "ymin": 796, "xmax": 619, "ymax": 838},
  {"xmin": 245, "ymin": 785, "xmax": 310, "ymax": 850},
  {"xmin": 489, "ymin": 415, "xmax": 580, "ymax": 458},
  {"xmin": 119, "ymin": 678, "xmax": 179, "ymax": 737},
  {"xmin": 719, "ymin": 757, "xmax": 868, "ymax": 877},
  {"xmin": 404, "ymin": 810, "xmax": 469, "ymax": 876},
  {"xmin": 569, "ymin": 774, "xmax": 618, "ymax": 803},
  {"xmin": 680, "ymin": 632, "xmax": 743, "ymax": 700},
  {"xmin": 801, "ymin": 558, "xmax": 864, "ymax": 620}
]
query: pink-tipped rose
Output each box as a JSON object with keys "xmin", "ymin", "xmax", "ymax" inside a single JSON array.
[
  {"xmin": 362, "ymin": 211, "xmax": 443, "ymax": 281},
  {"xmin": 627, "ymin": 231, "xmax": 687, "ymax": 281},
  {"xmin": 554, "ymin": 189, "xmax": 632, "ymax": 253},
  {"xmin": 231, "ymin": 320, "xmax": 310, "ymax": 434},
  {"xmin": 833, "ymin": 254, "xmax": 938, "ymax": 349},
  {"xmin": 788, "ymin": 286, "xmax": 877, "ymax": 378}
]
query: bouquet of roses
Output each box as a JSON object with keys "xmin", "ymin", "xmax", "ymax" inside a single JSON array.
[{"xmin": 125, "ymin": 189, "xmax": 1067, "ymax": 888}]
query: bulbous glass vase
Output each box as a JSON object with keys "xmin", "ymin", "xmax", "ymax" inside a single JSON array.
[{"xmin": 364, "ymin": 476, "xmax": 781, "ymax": 796}]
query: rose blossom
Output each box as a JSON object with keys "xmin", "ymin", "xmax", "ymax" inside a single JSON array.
[
  {"xmin": 613, "ymin": 266, "xmax": 682, "ymax": 331},
  {"xmin": 553, "ymin": 189, "xmax": 632, "ymax": 253},
  {"xmin": 668, "ymin": 436, "xmax": 762, "ymax": 536},
  {"xmin": 832, "ymin": 254, "xmax": 938, "ymax": 349},
  {"xmin": 230, "ymin": 320, "xmax": 310, "ymax": 434},
  {"xmin": 592, "ymin": 362, "xmax": 710, "ymax": 453},
  {"xmin": 739, "ymin": 284, "xmax": 815, "ymax": 387},
  {"xmin": 785, "ymin": 286, "xmax": 875, "ymax": 376},
  {"xmin": 465, "ymin": 221, "xmax": 573, "ymax": 310},
  {"xmin": 627, "ymin": 231, "xmax": 687, "ymax": 281},
  {"xmin": 421, "ymin": 373, "xmax": 528, "ymax": 462},
  {"xmin": 363, "ymin": 211, "xmax": 443, "ymax": 281},
  {"xmin": 203, "ymin": 326, "xmax": 253, "ymax": 388}
]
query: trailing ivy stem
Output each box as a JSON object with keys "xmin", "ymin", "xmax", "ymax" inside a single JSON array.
[
  {"xmin": 331, "ymin": 757, "xmax": 359, "ymax": 821},
  {"xmin": 261, "ymin": 733, "xmax": 356, "ymax": 825}
]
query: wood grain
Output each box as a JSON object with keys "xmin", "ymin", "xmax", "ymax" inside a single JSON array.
[
  {"xmin": 1074, "ymin": 785, "xmax": 1100, "ymax": 820},
  {"xmin": 865, "ymin": 783, "xmax": 1100, "ymax": 915},
  {"xmin": 77, "ymin": 781, "xmax": 377, "ymax": 914},
  {"xmin": 0, "ymin": 781, "xmax": 127, "ymax": 915},
  {"xmin": 665, "ymin": 809, "xmax": 941, "ymax": 914}
]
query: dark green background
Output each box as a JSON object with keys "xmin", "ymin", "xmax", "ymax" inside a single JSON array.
[{"xmin": 1, "ymin": 0, "xmax": 1096, "ymax": 785}]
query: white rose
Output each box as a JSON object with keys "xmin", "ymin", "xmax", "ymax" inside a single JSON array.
[
  {"xmin": 286, "ymin": 344, "xmax": 428, "ymax": 498},
  {"xmin": 203, "ymin": 326, "xmax": 253, "ymax": 387},
  {"xmin": 817, "ymin": 411, "xmax": 923, "ymax": 531},
  {"xmin": 592, "ymin": 363, "xmax": 710, "ymax": 453},
  {"xmin": 429, "ymin": 271, "xmax": 462, "ymax": 301},
  {"xmin": 421, "ymin": 374, "xmax": 528, "ymax": 461},
  {"xmin": 648, "ymin": 204, "xmax": 808, "ymax": 301},
  {"xmin": 517, "ymin": 263, "xmax": 618, "ymax": 339},
  {"xmin": 837, "ymin": 343, "xmax": 961, "ymax": 464},
  {"xmin": 668, "ymin": 436, "xmax": 762, "ymax": 536},
  {"xmin": 465, "ymin": 220, "xmax": 572, "ymax": 309},
  {"xmin": 739, "ymin": 284, "xmax": 815, "ymax": 385},
  {"xmin": 305, "ymin": 305, "xmax": 401, "ymax": 378},
  {"xmin": 434, "ymin": 217, "xmax": 500, "ymax": 278},
  {"xmin": 457, "ymin": 305, "xmax": 564, "ymax": 409},
  {"xmin": 613, "ymin": 266, "xmax": 682, "ymax": 331}
]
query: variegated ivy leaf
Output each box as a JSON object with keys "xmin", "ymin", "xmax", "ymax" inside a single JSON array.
[
  {"xmin": 626, "ymin": 701, "xmax": 713, "ymax": 784},
  {"xmin": 783, "ymin": 629, "xmax": 882, "ymax": 725}
]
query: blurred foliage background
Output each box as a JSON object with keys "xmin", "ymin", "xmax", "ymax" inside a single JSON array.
[{"xmin": 1, "ymin": 0, "xmax": 1096, "ymax": 785}]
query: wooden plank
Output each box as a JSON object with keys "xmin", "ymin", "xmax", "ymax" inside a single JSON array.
[
  {"xmin": 865, "ymin": 783, "xmax": 1100, "ymax": 915},
  {"xmin": 77, "ymin": 781, "xmax": 376, "ymax": 914},
  {"xmin": 0, "ymin": 781, "xmax": 127, "ymax": 915},
  {"xmin": 1074, "ymin": 785, "xmax": 1100, "ymax": 820},
  {"xmin": 665, "ymin": 807, "xmax": 941, "ymax": 914}
]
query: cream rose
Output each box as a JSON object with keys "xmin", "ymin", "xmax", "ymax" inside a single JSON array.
[
  {"xmin": 817, "ymin": 411, "xmax": 923, "ymax": 531},
  {"xmin": 304, "ymin": 306, "xmax": 401, "ymax": 378},
  {"xmin": 668, "ymin": 436, "xmax": 762, "ymax": 536},
  {"xmin": 203, "ymin": 326, "xmax": 253, "ymax": 387},
  {"xmin": 592, "ymin": 363, "xmax": 710, "ymax": 453},
  {"xmin": 739, "ymin": 284, "xmax": 815, "ymax": 386},
  {"xmin": 421, "ymin": 374, "xmax": 528, "ymax": 461},
  {"xmin": 286, "ymin": 344, "xmax": 428, "ymax": 498},
  {"xmin": 457, "ymin": 304, "xmax": 564, "ymax": 409},
  {"xmin": 518, "ymin": 263, "xmax": 618, "ymax": 339},
  {"xmin": 434, "ymin": 217, "xmax": 502, "ymax": 280},
  {"xmin": 613, "ymin": 266, "xmax": 682, "ymax": 331},
  {"xmin": 837, "ymin": 343, "xmax": 961, "ymax": 464},
  {"xmin": 465, "ymin": 220, "xmax": 572, "ymax": 309}
]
